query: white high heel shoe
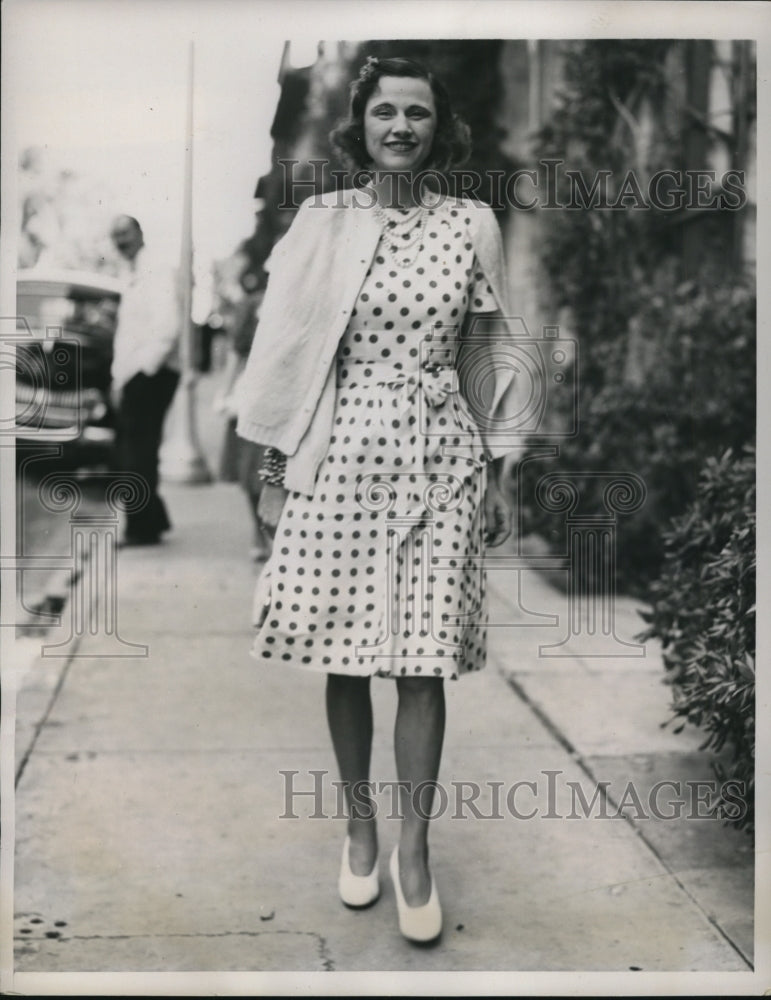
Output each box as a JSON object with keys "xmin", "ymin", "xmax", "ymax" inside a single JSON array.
[
  {"xmin": 390, "ymin": 847, "xmax": 442, "ymax": 943},
  {"xmin": 338, "ymin": 836, "xmax": 380, "ymax": 908}
]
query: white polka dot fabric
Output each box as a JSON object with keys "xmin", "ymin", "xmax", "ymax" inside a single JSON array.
[{"xmin": 251, "ymin": 200, "xmax": 498, "ymax": 680}]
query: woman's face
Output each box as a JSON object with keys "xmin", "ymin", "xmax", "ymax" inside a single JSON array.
[{"xmin": 363, "ymin": 75, "xmax": 437, "ymax": 173}]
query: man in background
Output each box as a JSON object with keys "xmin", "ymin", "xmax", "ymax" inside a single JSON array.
[{"xmin": 110, "ymin": 215, "xmax": 180, "ymax": 545}]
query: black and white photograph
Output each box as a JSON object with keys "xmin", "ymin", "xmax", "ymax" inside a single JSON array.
[{"xmin": 0, "ymin": 1, "xmax": 768, "ymax": 995}]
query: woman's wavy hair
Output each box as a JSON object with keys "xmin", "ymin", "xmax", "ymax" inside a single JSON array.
[{"xmin": 330, "ymin": 56, "xmax": 471, "ymax": 175}]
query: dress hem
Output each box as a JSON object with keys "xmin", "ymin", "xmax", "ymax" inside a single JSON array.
[{"xmin": 248, "ymin": 645, "xmax": 482, "ymax": 681}]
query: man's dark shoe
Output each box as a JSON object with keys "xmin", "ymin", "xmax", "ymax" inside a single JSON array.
[{"xmin": 118, "ymin": 534, "xmax": 162, "ymax": 548}]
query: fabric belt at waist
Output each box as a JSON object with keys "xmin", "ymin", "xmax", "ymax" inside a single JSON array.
[{"xmin": 336, "ymin": 358, "xmax": 458, "ymax": 409}]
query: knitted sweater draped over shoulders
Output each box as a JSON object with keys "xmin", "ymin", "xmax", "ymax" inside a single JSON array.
[{"xmin": 236, "ymin": 187, "xmax": 519, "ymax": 497}]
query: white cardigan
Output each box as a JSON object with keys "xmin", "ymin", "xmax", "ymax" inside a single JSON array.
[{"xmin": 237, "ymin": 187, "xmax": 519, "ymax": 497}]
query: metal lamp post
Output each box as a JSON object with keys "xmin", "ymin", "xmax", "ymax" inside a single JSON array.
[{"xmin": 161, "ymin": 40, "xmax": 211, "ymax": 485}]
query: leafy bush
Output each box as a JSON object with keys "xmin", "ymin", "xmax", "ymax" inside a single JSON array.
[
  {"xmin": 534, "ymin": 41, "xmax": 679, "ymax": 383},
  {"xmin": 637, "ymin": 447, "xmax": 756, "ymax": 830},
  {"xmin": 519, "ymin": 275, "xmax": 756, "ymax": 595},
  {"xmin": 515, "ymin": 41, "xmax": 756, "ymax": 595},
  {"xmin": 514, "ymin": 39, "xmax": 757, "ymax": 834}
]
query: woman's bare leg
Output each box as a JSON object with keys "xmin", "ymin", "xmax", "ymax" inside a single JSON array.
[
  {"xmin": 394, "ymin": 675, "xmax": 446, "ymax": 905},
  {"xmin": 326, "ymin": 673, "xmax": 378, "ymax": 875}
]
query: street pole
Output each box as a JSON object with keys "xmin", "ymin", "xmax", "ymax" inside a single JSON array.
[{"xmin": 161, "ymin": 39, "xmax": 211, "ymax": 484}]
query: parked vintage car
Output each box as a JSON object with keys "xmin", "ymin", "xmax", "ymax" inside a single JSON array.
[{"xmin": 15, "ymin": 269, "xmax": 122, "ymax": 464}]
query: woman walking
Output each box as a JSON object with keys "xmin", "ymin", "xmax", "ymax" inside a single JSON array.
[{"xmin": 238, "ymin": 55, "xmax": 518, "ymax": 943}]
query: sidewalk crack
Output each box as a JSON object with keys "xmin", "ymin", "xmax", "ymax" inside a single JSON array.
[
  {"xmin": 58, "ymin": 929, "xmax": 325, "ymax": 942},
  {"xmin": 15, "ymin": 657, "xmax": 76, "ymax": 788},
  {"xmin": 502, "ymin": 669, "xmax": 754, "ymax": 971},
  {"xmin": 34, "ymin": 927, "xmax": 335, "ymax": 967}
]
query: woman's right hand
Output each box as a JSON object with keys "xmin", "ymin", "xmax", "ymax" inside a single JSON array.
[{"xmin": 257, "ymin": 483, "xmax": 289, "ymax": 530}]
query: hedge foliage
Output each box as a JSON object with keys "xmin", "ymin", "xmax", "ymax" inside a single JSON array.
[
  {"xmin": 517, "ymin": 41, "xmax": 756, "ymax": 826},
  {"xmin": 517, "ymin": 40, "xmax": 755, "ymax": 595},
  {"xmin": 518, "ymin": 274, "xmax": 756, "ymax": 595},
  {"xmin": 636, "ymin": 447, "xmax": 756, "ymax": 830}
]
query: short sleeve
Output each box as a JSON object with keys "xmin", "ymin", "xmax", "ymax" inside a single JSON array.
[{"xmin": 467, "ymin": 257, "xmax": 498, "ymax": 313}]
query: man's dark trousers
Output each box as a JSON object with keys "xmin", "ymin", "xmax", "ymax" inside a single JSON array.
[{"xmin": 117, "ymin": 366, "xmax": 180, "ymax": 542}]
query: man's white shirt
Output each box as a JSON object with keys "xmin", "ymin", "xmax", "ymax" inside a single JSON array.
[{"xmin": 111, "ymin": 246, "xmax": 181, "ymax": 390}]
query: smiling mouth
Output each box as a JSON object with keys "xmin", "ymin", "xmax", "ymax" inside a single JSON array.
[{"xmin": 386, "ymin": 142, "xmax": 417, "ymax": 151}]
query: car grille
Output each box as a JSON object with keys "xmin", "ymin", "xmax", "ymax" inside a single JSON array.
[
  {"xmin": 15, "ymin": 381, "xmax": 101, "ymax": 429},
  {"xmin": 16, "ymin": 381, "xmax": 83, "ymax": 410}
]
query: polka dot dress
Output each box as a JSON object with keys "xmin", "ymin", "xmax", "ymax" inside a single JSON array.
[{"xmin": 251, "ymin": 199, "xmax": 498, "ymax": 680}]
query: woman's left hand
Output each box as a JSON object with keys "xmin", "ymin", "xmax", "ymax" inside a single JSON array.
[{"xmin": 483, "ymin": 479, "xmax": 512, "ymax": 548}]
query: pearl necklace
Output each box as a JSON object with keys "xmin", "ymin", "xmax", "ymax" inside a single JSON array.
[{"xmin": 373, "ymin": 202, "xmax": 428, "ymax": 269}]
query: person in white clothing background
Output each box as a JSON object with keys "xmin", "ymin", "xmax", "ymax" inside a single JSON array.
[{"xmin": 110, "ymin": 215, "xmax": 181, "ymax": 545}]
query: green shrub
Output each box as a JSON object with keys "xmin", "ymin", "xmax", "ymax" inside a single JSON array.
[
  {"xmin": 517, "ymin": 40, "xmax": 756, "ymax": 595},
  {"xmin": 518, "ymin": 276, "xmax": 756, "ymax": 595},
  {"xmin": 637, "ymin": 447, "xmax": 756, "ymax": 830},
  {"xmin": 512, "ymin": 39, "xmax": 756, "ymax": 829}
]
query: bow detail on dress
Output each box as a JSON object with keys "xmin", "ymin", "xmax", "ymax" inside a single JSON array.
[
  {"xmin": 421, "ymin": 365, "xmax": 458, "ymax": 407},
  {"xmin": 382, "ymin": 366, "xmax": 458, "ymax": 413}
]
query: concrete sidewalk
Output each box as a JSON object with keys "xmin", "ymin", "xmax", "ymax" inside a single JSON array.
[{"xmin": 10, "ymin": 476, "xmax": 755, "ymax": 979}]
